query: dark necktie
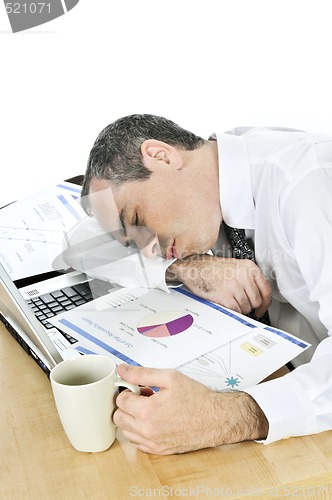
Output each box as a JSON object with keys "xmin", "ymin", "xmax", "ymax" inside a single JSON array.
[{"xmin": 222, "ymin": 221, "xmax": 270, "ymax": 325}]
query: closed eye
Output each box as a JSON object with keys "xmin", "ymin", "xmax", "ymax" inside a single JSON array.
[
  {"xmin": 131, "ymin": 212, "xmax": 140, "ymax": 227},
  {"xmin": 119, "ymin": 208, "xmax": 128, "ymax": 237}
]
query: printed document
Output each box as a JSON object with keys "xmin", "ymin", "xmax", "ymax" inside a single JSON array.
[
  {"xmin": 49, "ymin": 287, "xmax": 310, "ymax": 371},
  {"xmin": 0, "ymin": 182, "xmax": 85, "ymax": 280},
  {"xmin": 178, "ymin": 325, "xmax": 310, "ymax": 390}
]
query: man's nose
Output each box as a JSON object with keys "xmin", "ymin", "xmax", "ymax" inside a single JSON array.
[
  {"xmin": 126, "ymin": 226, "xmax": 161, "ymax": 259},
  {"xmin": 140, "ymin": 234, "xmax": 161, "ymax": 259}
]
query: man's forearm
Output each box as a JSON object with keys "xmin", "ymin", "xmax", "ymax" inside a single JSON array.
[
  {"xmin": 165, "ymin": 255, "xmax": 217, "ymax": 291},
  {"xmin": 165, "ymin": 254, "xmax": 272, "ymax": 317},
  {"xmin": 114, "ymin": 365, "xmax": 269, "ymax": 454},
  {"xmin": 208, "ymin": 391, "xmax": 269, "ymax": 445},
  {"xmin": 165, "ymin": 258, "xmax": 188, "ymax": 283}
]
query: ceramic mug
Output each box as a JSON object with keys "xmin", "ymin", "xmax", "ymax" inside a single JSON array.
[{"xmin": 50, "ymin": 355, "xmax": 139, "ymax": 452}]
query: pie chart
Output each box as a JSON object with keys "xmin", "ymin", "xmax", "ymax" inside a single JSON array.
[{"xmin": 137, "ymin": 311, "xmax": 194, "ymax": 338}]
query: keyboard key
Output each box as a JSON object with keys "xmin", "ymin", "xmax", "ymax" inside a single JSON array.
[
  {"xmin": 39, "ymin": 293, "xmax": 55, "ymax": 304},
  {"xmin": 73, "ymin": 283, "xmax": 91, "ymax": 296},
  {"xmin": 50, "ymin": 305, "xmax": 65, "ymax": 313},
  {"xmin": 31, "ymin": 298, "xmax": 42, "ymax": 304},
  {"xmin": 84, "ymin": 293, "xmax": 93, "ymax": 301},
  {"xmin": 42, "ymin": 322, "xmax": 54, "ymax": 329},
  {"xmin": 62, "ymin": 287, "xmax": 78, "ymax": 298},
  {"xmin": 46, "ymin": 301, "xmax": 59, "ymax": 309},
  {"xmin": 74, "ymin": 299, "xmax": 86, "ymax": 306},
  {"xmin": 57, "ymin": 295, "xmax": 70, "ymax": 303},
  {"xmin": 68, "ymin": 294, "xmax": 81, "ymax": 302},
  {"xmin": 61, "ymin": 332, "xmax": 78, "ymax": 344},
  {"xmin": 59, "ymin": 299, "xmax": 72, "ymax": 307},
  {"xmin": 72, "ymin": 295, "xmax": 87, "ymax": 303}
]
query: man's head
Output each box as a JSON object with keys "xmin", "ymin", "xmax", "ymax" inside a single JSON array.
[{"xmin": 81, "ymin": 114, "xmax": 221, "ymax": 259}]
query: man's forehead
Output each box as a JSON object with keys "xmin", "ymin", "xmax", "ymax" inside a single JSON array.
[
  {"xmin": 86, "ymin": 179, "xmax": 122, "ymax": 231},
  {"xmin": 89, "ymin": 177, "xmax": 113, "ymax": 194},
  {"xmin": 89, "ymin": 178, "xmax": 129, "ymax": 208}
]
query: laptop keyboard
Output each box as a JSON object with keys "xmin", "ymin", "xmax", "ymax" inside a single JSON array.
[{"xmin": 26, "ymin": 280, "xmax": 112, "ymax": 344}]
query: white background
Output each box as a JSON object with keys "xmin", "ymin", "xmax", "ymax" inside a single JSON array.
[{"xmin": 1, "ymin": 0, "xmax": 332, "ymax": 206}]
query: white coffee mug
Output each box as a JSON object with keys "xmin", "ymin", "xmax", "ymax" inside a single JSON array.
[{"xmin": 50, "ymin": 355, "xmax": 140, "ymax": 452}]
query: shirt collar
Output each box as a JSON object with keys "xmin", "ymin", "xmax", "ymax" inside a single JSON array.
[{"xmin": 212, "ymin": 132, "xmax": 255, "ymax": 230}]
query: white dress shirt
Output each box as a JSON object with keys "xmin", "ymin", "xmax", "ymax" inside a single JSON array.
[{"xmin": 216, "ymin": 127, "xmax": 332, "ymax": 443}]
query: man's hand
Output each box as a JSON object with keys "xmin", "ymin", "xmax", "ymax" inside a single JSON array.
[
  {"xmin": 114, "ymin": 364, "xmax": 269, "ymax": 455},
  {"xmin": 166, "ymin": 255, "xmax": 272, "ymax": 317}
]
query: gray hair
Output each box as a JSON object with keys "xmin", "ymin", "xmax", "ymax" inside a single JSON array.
[{"xmin": 81, "ymin": 114, "xmax": 206, "ymax": 214}]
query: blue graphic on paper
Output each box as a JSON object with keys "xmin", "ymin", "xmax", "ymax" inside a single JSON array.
[{"xmin": 225, "ymin": 376, "xmax": 240, "ymax": 388}]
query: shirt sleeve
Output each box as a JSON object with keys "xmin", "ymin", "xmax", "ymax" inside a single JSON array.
[
  {"xmin": 245, "ymin": 167, "xmax": 332, "ymax": 443},
  {"xmin": 60, "ymin": 216, "xmax": 175, "ymax": 292},
  {"xmin": 245, "ymin": 337, "xmax": 332, "ymax": 443}
]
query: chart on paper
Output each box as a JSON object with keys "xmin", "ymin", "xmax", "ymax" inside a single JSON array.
[
  {"xmin": 137, "ymin": 311, "xmax": 194, "ymax": 338},
  {"xmin": 178, "ymin": 327, "xmax": 311, "ymax": 390},
  {"xmin": 50, "ymin": 287, "xmax": 259, "ymax": 368},
  {"xmin": 50, "ymin": 288, "xmax": 311, "ymax": 370}
]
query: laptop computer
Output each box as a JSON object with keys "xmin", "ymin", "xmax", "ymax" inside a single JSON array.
[{"xmin": 0, "ymin": 261, "xmax": 120, "ymax": 376}]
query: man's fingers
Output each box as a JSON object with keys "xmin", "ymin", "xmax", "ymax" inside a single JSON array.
[
  {"xmin": 113, "ymin": 405, "xmax": 137, "ymax": 429},
  {"xmin": 234, "ymin": 290, "xmax": 254, "ymax": 315},
  {"xmin": 117, "ymin": 364, "xmax": 173, "ymax": 389},
  {"xmin": 255, "ymin": 302, "xmax": 271, "ymax": 318},
  {"xmin": 233, "ymin": 262, "xmax": 272, "ymax": 316},
  {"xmin": 115, "ymin": 389, "xmax": 150, "ymax": 431},
  {"xmin": 119, "ymin": 428, "xmax": 146, "ymax": 447},
  {"xmin": 120, "ymin": 429, "xmax": 161, "ymax": 455},
  {"xmin": 221, "ymin": 297, "xmax": 242, "ymax": 314},
  {"xmin": 253, "ymin": 273, "xmax": 272, "ymax": 317},
  {"xmin": 244, "ymin": 282, "xmax": 265, "ymax": 311}
]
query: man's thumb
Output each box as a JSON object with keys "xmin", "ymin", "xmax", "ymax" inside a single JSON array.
[{"xmin": 117, "ymin": 363, "xmax": 172, "ymax": 389}]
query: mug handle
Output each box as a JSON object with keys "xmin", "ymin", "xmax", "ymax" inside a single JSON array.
[{"xmin": 114, "ymin": 377, "xmax": 140, "ymax": 395}]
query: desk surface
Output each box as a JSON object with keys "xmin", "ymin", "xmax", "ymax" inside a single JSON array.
[{"xmin": 1, "ymin": 323, "xmax": 332, "ymax": 500}]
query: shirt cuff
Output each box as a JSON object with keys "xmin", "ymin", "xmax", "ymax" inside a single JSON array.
[
  {"xmin": 146, "ymin": 256, "xmax": 176, "ymax": 292},
  {"xmin": 59, "ymin": 216, "xmax": 176, "ymax": 292},
  {"xmin": 244, "ymin": 374, "xmax": 317, "ymax": 444}
]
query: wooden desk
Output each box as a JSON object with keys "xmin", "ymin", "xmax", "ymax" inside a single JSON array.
[{"xmin": 1, "ymin": 323, "xmax": 332, "ymax": 500}]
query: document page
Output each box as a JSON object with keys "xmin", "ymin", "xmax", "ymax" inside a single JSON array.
[
  {"xmin": 50, "ymin": 287, "xmax": 263, "ymax": 369},
  {"xmin": 0, "ymin": 182, "xmax": 85, "ymax": 280},
  {"xmin": 178, "ymin": 325, "xmax": 310, "ymax": 390}
]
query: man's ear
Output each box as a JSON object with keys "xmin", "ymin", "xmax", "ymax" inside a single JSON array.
[{"xmin": 141, "ymin": 139, "xmax": 183, "ymax": 171}]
